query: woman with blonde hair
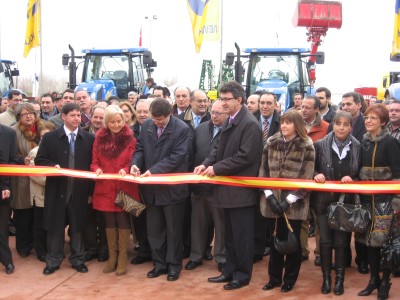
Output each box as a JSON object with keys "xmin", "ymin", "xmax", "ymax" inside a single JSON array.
[{"xmin": 91, "ymin": 105, "xmax": 140, "ymax": 276}]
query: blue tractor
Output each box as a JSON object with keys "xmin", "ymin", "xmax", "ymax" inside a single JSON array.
[
  {"xmin": 225, "ymin": 43, "xmax": 324, "ymax": 111},
  {"xmin": 0, "ymin": 59, "xmax": 20, "ymax": 97},
  {"xmin": 62, "ymin": 45, "xmax": 157, "ymax": 100}
]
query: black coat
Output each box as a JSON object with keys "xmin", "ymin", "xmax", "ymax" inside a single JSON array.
[
  {"xmin": 0, "ymin": 125, "xmax": 18, "ymax": 196},
  {"xmin": 191, "ymin": 120, "xmax": 221, "ymax": 195},
  {"xmin": 253, "ymin": 110, "xmax": 281, "ymax": 145},
  {"xmin": 313, "ymin": 132, "xmax": 360, "ymax": 214},
  {"xmin": 132, "ymin": 116, "xmax": 190, "ymax": 205},
  {"xmin": 35, "ymin": 127, "xmax": 95, "ymax": 233},
  {"xmin": 178, "ymin": 107, "xmax": 211, "ymax": 171},
  {"xmin": 203, "ymin": 106, "xmax": 263, "ymax": 208}
]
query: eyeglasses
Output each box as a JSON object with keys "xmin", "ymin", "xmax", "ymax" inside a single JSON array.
[
  {"xmin": 220, "ymin": 97, "xmax": 235, "ymax": 102},
  {"xmin": 20, "ymin": 112, "xmax": 35, "ymax": 118},
  {"xmin": 211, "ymin": 111, "xmax": 226, "ymax": 116}
]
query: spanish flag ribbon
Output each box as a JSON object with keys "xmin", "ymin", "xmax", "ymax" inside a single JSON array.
[{"xmin": 0, "ymin": 165, "xmax": 399, "ymax": 194}]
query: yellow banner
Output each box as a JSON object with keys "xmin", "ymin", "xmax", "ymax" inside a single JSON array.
[
  {"xmin": 24, "ymin": 0, "xmax": 41, "ymax": 58},
  {"xmin": 0, "ymin": 165, "xmax": 399, "ymax": 194},
  {"xmin": 203, "ymin": 0, "xmax": 220, "ymax": 42}
]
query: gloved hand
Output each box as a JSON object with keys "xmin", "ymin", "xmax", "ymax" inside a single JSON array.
[
  {"xmin": 266, "ymin": 194, "xmax": 283, "ymax": 215},
  {"xmin": 280, "ymin": 194, "xmax": 301, "ymax": 213}
]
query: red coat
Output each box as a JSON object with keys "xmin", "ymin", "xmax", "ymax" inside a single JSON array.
[{"xmin": 91, "ymin": 125, "xmax": 140, "ymax": 212}]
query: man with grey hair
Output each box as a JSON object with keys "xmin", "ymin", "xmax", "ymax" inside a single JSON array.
[
  {"xmin": 127, "ymin": 91, "xmax": 138, "ymax": 108},
  {"xmin": 173, "ymin": 86, "xmax": 191, "ymax": 116}
]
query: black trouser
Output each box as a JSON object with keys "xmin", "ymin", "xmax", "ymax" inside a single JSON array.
[
  {"xmin": 83, "ymin": 204, "xmax": 107, "ymax": 256},
  {"xmin": 318, "ymin": 214, "xmax": 348, "ymax": 249},
  {"xmin": 223, "ymin": 206, "xmax": 255, "ymax": 283},
  {"xmin": 147, "ymin": 201, "xmax": 186, "ymax": 273},
  {"xmin": 254, "ymin": 205, "xmax": 268, "ymax": 257},
  {"xmin": 266, "ymin": 217, "xmax": 302, "ymax": 285},
  {"xmin": 131, "ymin": 210, "xmax": 152, "ymax": 258},
  {"xmin": 13, "ymin": 208, "xmax": 33, "ymax": 255},
  {"xmin": 33, "ymin": 206, "xmax": 47, "ymax": 257}
]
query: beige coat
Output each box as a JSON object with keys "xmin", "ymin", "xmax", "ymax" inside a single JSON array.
[{"xmin": 28, "ymin": 146, "xmax": 46, "ymax": 207}]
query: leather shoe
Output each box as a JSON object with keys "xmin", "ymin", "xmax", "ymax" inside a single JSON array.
[
  {"xmin": 18, "ymin": 250, "xmax": 30, "ymax": 258},
  {"xmin": 253, "ymin": 254, "xmax": 263, "ymax": 263},
  {"xmin": 357, "ymin": 261, "xmax": 369, "ymax": 274},
  {"xmin": 263, "ymin": 246, "xmax": 270, "ymax": 256},
  {"xmin": 208, "ymin": 274, "xmax": 232, "ymax": 283},
  {"xmin": 5, "ymin": 263, "xmax": 14, "ymax": 274},
  {"xmin": 263, "ymin": 281, "xmax": 281, "ymax": 290},
  {"xmin": 167, "ymin": 270, "xmax": 180, "ymax": 281},
  {"xmin": 97, "ymin": 253, "xmax": 109, "ymax": 262},
  {"xmin": 185, "ymin": 260, "xmax": 202, "ymax": 270},
  {"xmin": 217, "ymin": 262, "xmax": 226, "ymax": 272},
  {"xmin": 314, "ymin": 256, "xmax": 321, "ymax": 266},
  {"xmin": 84, "ymin": 253, "xmax": 97, "ymax": 262},
  {"xmin": 72, "ymin": 264, "xmax": 88, "ymax": 273},
  {"xmin": 131, "ymin": 256, "xmax": 152, "ymax": 265},
  {"xmin": 223, "ymin": 280, "xmax": 249, "ymax": 290},
  {"xmin": 43, "ymin": 266, "xmax": 60, "ymax": 275},
  {"xmin": 281, "ymin": 283, "xmax": 294, "ymax": 293},
  {"xmin": 147, "ymin": 267, "xmax": 167, "ymax": 278}
]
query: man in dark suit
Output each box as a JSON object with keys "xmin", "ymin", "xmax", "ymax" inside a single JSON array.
[
  {"xmin": 130, "ymin": 98, "xmax": 190, "ymax": 281},
  {"xmin": 0, "ymin": 148, "xmax": 14, "ymax": 274},
  {"xmin": 185, "ymin": 100, "xmax": 227, "ymax": 272},
  {"xmin": 0, "ymin": 124, "xmax": 18, "ymax": 254},
  {"xmin": 195, "ymin": 81, "xmax": 263, "ymax": 290},
  {"xmin": 36, "ymin": 103, "xmax": 95, "ymax": 275},
  {"xmin": 252, "ymin": 92, "xmax": 281, "ymax": 262}
]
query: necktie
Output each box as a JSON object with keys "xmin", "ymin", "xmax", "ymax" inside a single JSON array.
[
  {"xmin": 263, "ymin": 120, "xmax": 269, "ymax": 141},
  {"xmin": 213, "ymin": 126, "xmax": 221, "ymax": 138},
  {"xmin": 70, "ymin": 132, "xmax": 76, "ymax": 155},
  {"xmin": 229, "ymin": 117, "xmax": 234, "ymax": 124},
  {"xmin": 157, "ymin": 127, "xmax": 163, "ymax": 139},
  {"xmin": 194, "ymin": 116, "xmax": 200, "ymax": 128}
]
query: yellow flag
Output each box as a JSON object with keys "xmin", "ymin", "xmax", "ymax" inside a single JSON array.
[
  {"xmin": 188, "ymin": 0, "xmax": 221, "ymax": 53},
  {"xmin": 203, "ymin": 0, "xmax": 220, "ymax": 42},
  {"xmin": 24, "ymin": 0, "xmax": 41, "ymax": 58}
]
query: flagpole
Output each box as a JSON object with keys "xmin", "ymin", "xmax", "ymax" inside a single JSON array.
[
  {"xmin": 218, "ymin": 0, "xmax": 223, "ymax": 87},
  {"xmin": 39, "ymin": 0, "xmax": 42, "ymax": 95}
]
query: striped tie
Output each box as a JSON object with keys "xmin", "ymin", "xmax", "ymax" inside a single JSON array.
[{"xmin": 263, "ymin": 120, "xmax": 269, "ymax": 141}]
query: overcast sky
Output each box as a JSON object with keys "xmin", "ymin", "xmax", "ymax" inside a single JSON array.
[{"xmin": 0, "ymin": 0, "xmax": 397, "ymax": 101}]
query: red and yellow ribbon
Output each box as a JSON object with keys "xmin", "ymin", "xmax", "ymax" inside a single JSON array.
[{"xmin": 0, "ymin": 164, "xmax": 399, "ymax": 194}]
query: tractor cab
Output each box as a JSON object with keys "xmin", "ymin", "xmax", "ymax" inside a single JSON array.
[
  {"xmin": 0, "ymin": 60, "xmax": 19, "ymax": 97},
  {"xmin": 63, "ymin": 46, "xmax": 156, "ymax": 101}
]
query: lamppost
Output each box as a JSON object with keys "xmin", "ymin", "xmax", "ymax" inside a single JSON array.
[{"xmin": 145, "ymin": 15, "xmax": 157, "ymax": 49}]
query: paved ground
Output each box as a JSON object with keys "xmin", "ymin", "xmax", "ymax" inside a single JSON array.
[{"xmin": 0, "ymin": 235, "xmax": 398, "ymax": 300}]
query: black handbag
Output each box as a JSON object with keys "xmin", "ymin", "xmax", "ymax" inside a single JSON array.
[
  {"xmin": 328, "ymin": 193, "xmax": 371, "ymax": 233},
  {"xmin": 114, "ymin": 190, "xmax": 146, "ymax": 217},
  {"xmin": 273, "ymin": 212, "xmax": 298, "ymax": 255},
  {"xmin": 381, "ymin": 212, "xmax": 400, "ymax": 273}
]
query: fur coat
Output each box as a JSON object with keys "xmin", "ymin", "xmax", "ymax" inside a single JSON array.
[
  {"xmin": 91, "ymin": 125, "xmax": 140, "ymax": 212},
  {"xmin": 356, "ymin": 127, "xmax": 400, "ymax": 247},
  {"xmin": 259, "ymin": 132, "xmax": 315, "ymax": 220}
]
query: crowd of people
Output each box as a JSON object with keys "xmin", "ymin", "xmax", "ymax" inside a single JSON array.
[{"xmin": 0, "ymin": 81, "xmax": 399, "ymax": 300}]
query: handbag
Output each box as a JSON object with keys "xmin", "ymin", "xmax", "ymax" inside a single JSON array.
[
  {"xmin": 381, "ymin": 212, "xmax": 400, "ymax": 273},
  {"xmin": 273, "ymin": 212, "xmax": 298, "ymax": 255},
  {"xmin": 328, "ymin": 193, "xmax": 371, "ymax": 233},
  {"xmin": 114, "ymin": 190, "xmax": 146, "ymax": 217}
]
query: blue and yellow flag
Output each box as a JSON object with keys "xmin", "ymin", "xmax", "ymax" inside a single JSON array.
[
  {"xmin": 392, "ymin": 0, "xmax": 400, "ymax": 60},
  {"xmin": 187, "ymin": 0, "xmax": 220, "ymax": 53},
  {"xmin": 24, "ymin": 0, "xmax": 41, "ymax": 58}
]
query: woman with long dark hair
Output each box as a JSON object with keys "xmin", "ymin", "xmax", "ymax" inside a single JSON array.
[
  {"xmin": 260, "ymin": 110, "xmax": 315, "ymax": 293},
  {"xmin": 313, "ymin": 111, "xmax": 360, "ymax": 295}
]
